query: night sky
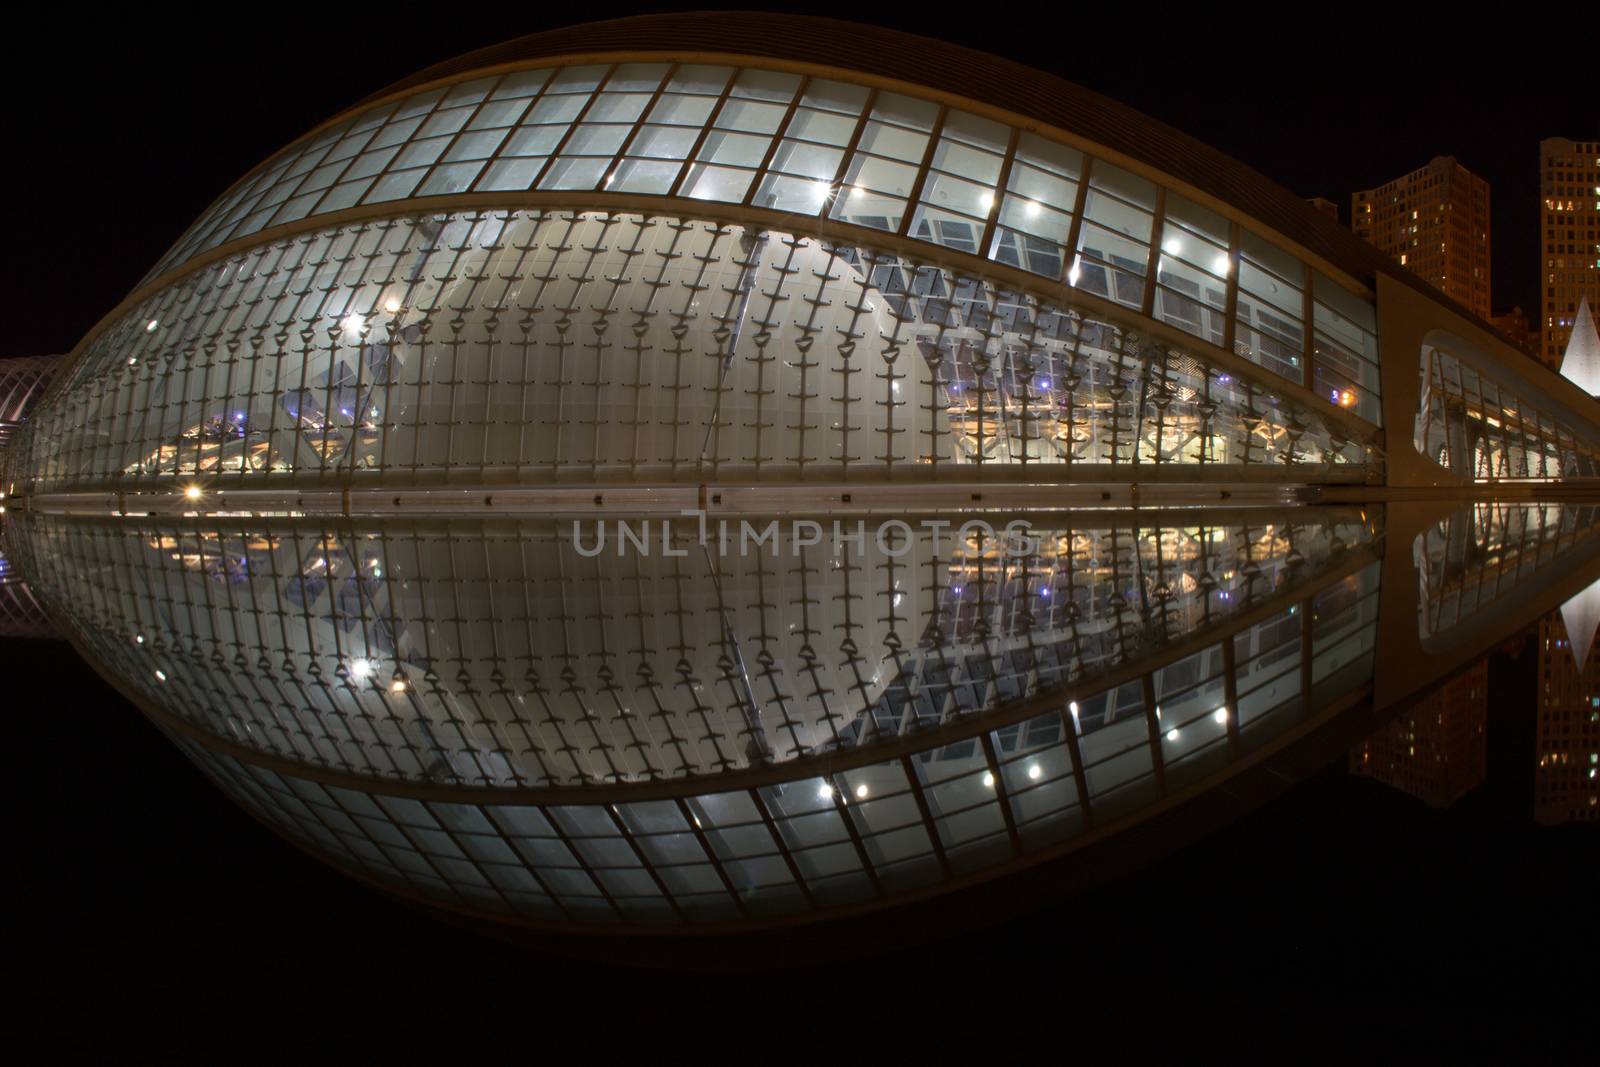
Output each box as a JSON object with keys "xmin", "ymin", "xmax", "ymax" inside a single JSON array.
[
  {"xmin": 7, "ymin": 6, "xmax": 1596, "ymax": 1055},
  {"xmin": 3, "ymin": 4, "xmax": 1594, "ymax": 360}
]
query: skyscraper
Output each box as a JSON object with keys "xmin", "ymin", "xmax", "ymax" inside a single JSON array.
[
  {"xmin": 1353, "ymin": 156, "xmax": 1492, "ymax": 319},
  {"xmin": 1540, "ymin": 138, "xmax": 1600, "ymax": 368}
]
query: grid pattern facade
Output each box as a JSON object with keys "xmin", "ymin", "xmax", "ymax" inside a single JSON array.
[
  {"xmin": 12, "ymin": 511, "xmax": 1374, "ymax": 787},
  {"xmin": 1539, "ymin": 138, "xmax": 1600, "ymax": 367},
  {"xmin": 132, "ymin": 61, "xmax": 1383, "ymax": 422},
  {"xmin": 1535, "ymin": 611, "xmax": 1600, "ymax": 824},
  {"xmin": 0, "ymin": 355, "xmax": 58, "ymax": 455},
  {"xmin": 1352, "ymin": 156, "xmax": 1491, "ymax": 320},
  {"xmin": 1413, "ymin": 341, "xmax": 1600, "ymax": 483},
  {"xmin": 12, "ymin": 210, "xmax": 1370, "ymax": 495},
  {"xmin": 148, "ymin": 553, "xmax": 1380, "ymax": 928}
]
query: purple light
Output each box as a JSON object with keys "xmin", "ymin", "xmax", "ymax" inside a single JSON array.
[
  {"xmin": 1218, "ymin": 374, "xmax": 1231, "ymax": 383},
  {"xmin": 233, "ymin": 411, "xmax": 245, "ymax": 421}
]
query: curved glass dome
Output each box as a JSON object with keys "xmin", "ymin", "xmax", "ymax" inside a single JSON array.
[{"xmin": 11, "ymin": 14, "xmax": 1600, "ymax": 936}]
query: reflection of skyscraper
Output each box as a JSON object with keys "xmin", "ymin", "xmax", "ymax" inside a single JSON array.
[
  {"xmin": 1350, "ymin": 659, "xmax": 1487, "ymax": 807},
  {"xmin": 1535, "ymin": 608, "xmax": 1600, "ymax": 824}
]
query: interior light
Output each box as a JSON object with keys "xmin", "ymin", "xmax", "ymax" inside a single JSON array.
[
  {"xmin": 384, "ymin": 298, "xmax": 402, "ymax": 313},
  {"xmin": 154, "ymin": 670, "xmax": 167, "ymax": 682},
  {"xmin": 850, "ymin": 185, "xmax": 866, "ymax": 200},
  {"xmin": 817, "ymin": 782, "xmax": 834, "ymax": 800},
  {"xmin": 978, "ymin": 191, "xmax": 994, "ymax": 213},
  {"xmin": 982, "ymin": 771, "xmax": 995, "ymax": 788},
  {"xmin": 1027, "ymin": 763, "xmax": 1042, "ymax": 780},
  {"xmin": 127, "ymin": 358, "xmax": 138, "ymax": 366},
  {"xmin": 1214, "ymin": 707, "xmax": 1229, "ymax": 724},
  {"xmin": 812, "ymin": 180, "xmax": 833, "ymax": 201},
  {"xmin": 1212, "ymin": 253, "xmax": 1231, "ymax": 275},
  {"xmin": 854, "ymin": 784, "xmax": 869, "ymax": 799},
  {"xmin": 342, "ymin": 314, "xmax": 363, "ymax": 333},
  {"xmin": 389, "ymin": 676, "xmax": 408, "ymax": 694},
  {"xmin": 183, "ymin": 485, "xmax": 203, "ymax": 501},
  {"xmin": 134, "ymin": 634, "xmax": 144, "ymax": 645},
  {"xmin": 145, "ymin": 319, "xmax": 159, "ymax": 332},
  {"xmin": 1166, "ymin": 728, "xmax": 1180, "ymax": 742},
  {"xmin": 349, "ymin": 659, "xmax": 374, "ymax": 682},
  {"xmin": 1163, "ymin": 237, "xmax": 1183, "ymax": 255},
  {"xmin": 1023, "ymin": 199, "xmax": 1040, "ymax": 218}
]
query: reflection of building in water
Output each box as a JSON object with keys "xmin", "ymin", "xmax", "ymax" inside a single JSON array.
[
  {"xmin": 13, "ymin": 512, "xmax": 1376, "ymax": 785},
  {"xmin": 1350, "ymin": 659, "xmax": 1486, "ymax": 808},
  {"xmin": 1536, "ymin": 603, "xmax": 1600, "ymax": 824},
  {"xmin": 9, "ymin": 507, "xmax": 1384, "ymax": 925},
  {"xmin": 0, "ymin": 529, "xmax": 55, "ymax": 639}
]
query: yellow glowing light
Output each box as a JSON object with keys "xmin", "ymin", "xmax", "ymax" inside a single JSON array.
[{"xmin": 184, "ymin": 485, "xmax": 203, "ymax": 501}]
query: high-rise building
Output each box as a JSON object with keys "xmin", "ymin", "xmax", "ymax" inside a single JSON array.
[
  {"xmin": 1540, "ymin": 138, "xmax": 1600, "ymax": 368},
  {"xmin": 1535, "ymin": 594, "xmax": 1600, "ymax": 824},
  {"xmin": 1353, "ymin": 156, "xmax": 1492, "ymax": 319},
  {"xmin": 1490, "ymin": 306, "xmax": 1537, "ymax": 355},
  {"xmin": 1351, "ymin": 659, "xmax": 1487, "ymax": 808}
]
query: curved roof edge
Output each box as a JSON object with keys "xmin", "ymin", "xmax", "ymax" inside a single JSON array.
[{"xmin": 343, "ymin": 10, "xmax": 1484, "ymax": 326}]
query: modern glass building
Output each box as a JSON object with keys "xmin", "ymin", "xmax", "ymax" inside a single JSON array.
[
  {"xmin": 0, "ymin": 355, "xmax": 57, "ymax": 456},
  {"xmin": 7, "ymin": 14, "xmax": 1600, "ymax": 936}
]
